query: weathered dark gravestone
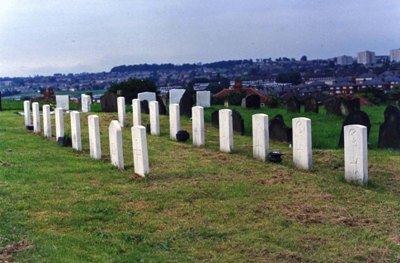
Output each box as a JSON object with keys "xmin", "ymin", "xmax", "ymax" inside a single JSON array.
[
  {"xmin": 140, "ymin": 100, "xmax": 149, "ymax": 114},
  {"xmin": 245, "ymin": 94, "xmax": 261, "ymax": 109},
  {"xmin": 287, "ymin": 96, "xmax": 300, "ymax": 113},
  {"xmin": 338, "ymin": 110, "xmax": 371, "ymax": 147},
  {"xmin": 304, "ymin": 96, "xmax": 319, "ymax": 113},
  {"xmin": 179, "ymin": 90, "xmax": 194, "ymax": 117},
  {"xmin": 100, "ymin": 92, "xmax": 118, "ymax": 112},
  {"xmin": 325, "ymin": 97, "xmax": 360, "ymax": 116},
  {"xmin": 269, "ymin": 114, "xmax": 292, "ymax": 142},
  {"xmin": 176, "ymin": 130, "xmax": 190, "ymax": 142},
  {"xmin": 211, "ymin": 109, "xmax": 245, "ymax": 135},
  {"xmin": 378, "ymin": 105, "xmax": 400, "ymax": 149},
  {"xmin": 156, "ymin": 94, "xmax": 167, "ymax": 115}
]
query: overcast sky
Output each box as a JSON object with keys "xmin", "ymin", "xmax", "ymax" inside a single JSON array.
[{"xmin": 0, "ymin": 0, "xmax": 399, "ymax": 77}]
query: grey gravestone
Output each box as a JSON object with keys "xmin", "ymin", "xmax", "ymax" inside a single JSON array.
[
  {"xmin": 245, "ymin": 95, "xmax": 261, "ymax": 109},
  {"xmin": 338, "ymin": 110, "xmax": 371, "ymax": 147},
  {"xmin": 304, "ymin": 96, "xmax": 319, "ymax": 113},
  {"xmin": 287, "ymin": 96, "xmax": 300, "ymax": 113},
  {"xmin": 101, "ymin": 92, "xmax": 118, "ymax": 112},
  {"xmin": 211, "ymin": 109, "xmax": 245, "ymax": 135},
  {"xmin": 157, "ymin": 95, "xmax": 167, "ymax": 115},
  {"xmin": 179, "ymin": 90, "xmax": 194, "ymax": 117},
  {"xmin": 140, "ymin": 100, "xmax": 149, "ymax": 114},
  {"xmin": 269, "ymin": 114, "xmax": 292, "ymax": 142},
  {"xmin": 378, "ymin": 105, "xmax": 400, "ymax": 149}
]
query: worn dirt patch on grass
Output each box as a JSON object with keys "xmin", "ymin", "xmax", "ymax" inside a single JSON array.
[
  {"xmin": 0, "ymin": 240, "xmax": 33, "ymax": 263},
  {"xmin": 257, "ymin": 168, "xmax": 291, "ymax": 185}
]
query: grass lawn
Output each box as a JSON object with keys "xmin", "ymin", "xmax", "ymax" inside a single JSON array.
[{"xmin": 0, "ymin": 107, "xmax": 400, "ymax": 262}]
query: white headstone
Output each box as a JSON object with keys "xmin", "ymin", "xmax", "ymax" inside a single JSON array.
[
  {"xmin": 43, "ymin": 105, "xmax": 52, "ymax": 138},
  {"xmin": 344, "ymin": 124, "xmax": 368, "ymax": 185},
  {"xmin": 88, "ymin": 115, "xmax": 101, "ymax": 160},
  {"xmin": 138, "ymin": 92, "xmax": 156, "ymax": 102},
  {"xmin": 292, "ymin": 117, "xmax": 312, "ymax": 170},
  {"xmin": 169, "ymin": 104, "xmax": 180, "ymax": 140},
  {"xmin": 132, "ymin": 99, "xmax": 141, "ymax": 126},
  {"xmin": 55, "ymin": 107, "xmax": 64, "ymax": 141},
  {"xmin": 56, "ymin": 95, "xmax": 69, "ymax": 110},
  {"xmin": 149, "ymin": 101, "xmax": 160, "ymax": 136},
  {"xmin": 169, "ymin": 89, "xmax": 185, "ymax": 104},
  {"xmin": 109, "ymin": 120, "xmax": 124, "ymax": 169},
  {"xmin": 23, "ymin": 100, "xmax": 31, "ymax": 126},
  {"xmin": 117, "ymin": 97, "xmax": 126, "ymax": 127},
  {"xmin": 219, "ymin": 109, "xmax": 233, "ymax": 152},
  {"xmin": 70, "ymin": 111, "xmax": 82, "ymax": 151},
  {"xmin": 192, "ymin": 106, "xmax": 205, "ymax": 146},
  {"xmin": 131, "ymin": 126, "xmax": 149, "ymax": 177},
  {"xmin": 252, "ymin": 114, "xmax": 269, "ymax": 161},
  {"xmin": 32, "ymin": 102, "xmax": 41, "ymax": 133},
  {"xmin": 81, "ymin": 94, "xmax": 91, "ymax": 112},
  {"xmin": 196, "ymin": 91, "xmax": 211, "ymax": 108}
]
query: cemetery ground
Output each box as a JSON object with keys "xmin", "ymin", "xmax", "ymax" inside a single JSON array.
[{"xmin": 1, "ymin": 106, "xmax": 400, "ymax": 262}]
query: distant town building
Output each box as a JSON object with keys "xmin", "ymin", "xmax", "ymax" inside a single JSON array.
[
  {"xmin": 390, "ymin": 48, "xmax": 400, "ymax": 62},
  {"xmin": 336, "ymin": 55, "xmax": 354, "ymax": 65},
  {"xmin": 357, "ymin": 51, "xmax": 376, "ymax": 65},
  {"xmin": 375, "ymin": 55, "xmax": 390, "ymax": 64}
]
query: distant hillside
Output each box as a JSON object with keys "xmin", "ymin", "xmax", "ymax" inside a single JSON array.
[{"xmin": 110, "ymin": 60, "xmax": 253, "ymax": 73}]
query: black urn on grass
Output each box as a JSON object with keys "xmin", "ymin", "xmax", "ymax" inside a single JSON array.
[
  {"xmin": 176, "ymin": 130, "xmax": 190, "ymax": 142},
  {"xmin": 268, "ymin": 151, "xmax": 283, "ymax": 163}
]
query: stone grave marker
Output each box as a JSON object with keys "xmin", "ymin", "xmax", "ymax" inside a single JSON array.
[
  {"xmin": 252, "ymin": 114, "xmax": 269, "ymax": 161},
  {"xmin": 100, "ymin": 92, "xmax": 118, "ymax": 112},
  {"xmin": 292, "ymin": 117, "xmax": 312, "ymax": 170},
  {"xmin": 117, "ymin": 97, "xmax": 126, "ymax": 127},
  {"xmin": 196, "ymin": 91, "xmax": 211, "ymax": 108},
  {"xmin": 70, "ymin": 111, "xmax": 82, "ymax": 151},
  {"xmin": 219, "ymin": 109, "xmax": 233, "ymax": 153},
  {"xmin": 245, "ymin": 95, "xmax": 261, "ymax": 109},
  {"xmin": 378, "ymin": 105, "xmax": 400, "ymax": 149},
  {"xmin": 24, "ymin": 101, "xmax": 31, "ymax": 126},
  {"xmin": 149, "ymin": 101, "xmax": 160, "ymax": 136},
  {"xmin": 287, "ymin": 96, "xmax": 300, "ymax": 113},
  {"xmin": 32, "ymin": 102, "xmax": 41, "ymax": 133},
  {"xmin": 169, "ymin": 89, "xmax": 186, "ymax": 104},
  {"xmin": 109, "ymin": 120, "xmax": 124, "ymax": 169},
  {"xmin": 344, "ymin": 124, "xmax": 368, "ymax": 185},
  {"xmin": 131, "ymin": 126, "xmax": 149, "ymax": 177},
  {"xmin": 156, "ymin": 94, "xmax": 167, "ymax": 115},
  {"xmin": 269, "ymin": 114, "xmax": 292, "ymax": 142},
  {"xmin": 43, "ymin": 105, "xmax": 52, "ymax": 138},
  {"xmin": 138, "ymin": 92, "xmax": 156, "ymax": 102},
  {"xmin": 55, "ymin": 107, "xmax": 64, "ymax": 141},
  {"xmin": 132, "ymin": 99, "xmax": 141, "ymax": 126},
  {"xmin": 56, "ymin": 95, "xmax": 69, "ymax": 110},
  {"xmin": 304, "ymin": 96, "xmax": 319, "ymax": 113},
  {"xmin": 180, "ymin": 89, "xmax": 194, "ymax": 117},
  {"xmin": 140, "ymin": 100, "xmax": 150, "ymax": 114},
  {"xmin": 88, "ymin": 115, "xmax": 101, "ymax": 160},
  {"xmin": 169, "ymin": 104, "xmax": 180, "ymax": 140},
  {"xmin": 211, "ymin": 109, "xmax": 245, "ymax": 135},
  {"xmin": 338, "ymin": 110, "xmax": 371, "ymax": 147},
  {"xmin": 81, "ymin": 94, "xmax": 91, "ymax": 112},
  {"xmin": 192, "ymin": 106, "xmax": 205, "ymax": 146}
]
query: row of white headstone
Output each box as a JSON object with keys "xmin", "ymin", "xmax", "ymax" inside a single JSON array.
[
  {"xmin": 24, "ymin": 101, "xmax": 149, "ymax": 177},
  {"xmin": 25, "ymin": 99, "xmax": 368, "ymax": 185}
]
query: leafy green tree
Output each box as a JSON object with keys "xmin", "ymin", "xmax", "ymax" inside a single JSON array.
[{"xmin": 108, "ymin": 78, "xmax": 157, "ymax": 102}]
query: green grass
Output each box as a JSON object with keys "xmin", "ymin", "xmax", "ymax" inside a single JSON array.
[{"xmin": 1, "ymin": 109, "xmax": 400, "ymax": 262}]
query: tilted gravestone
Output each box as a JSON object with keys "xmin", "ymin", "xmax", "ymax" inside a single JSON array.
[
  {"xmin": 269, "ymin": 114, "xmax": 292, "ymax": 142},
  {"xmin": 140, "ymin": 100, "xmax": 150, "ymax": 114},
  {"xmin": 101, "ymin": 92, "xmax": 118, "ymax": 112},
  {"xmin": 109, "ymin": 120, "xmax": 124, "ymax": 169},
  {"xmin": 287, "ymin": 96, "xmax": 300, "ymax": 113},
  {"xmin": 304, "ymin": 96, "xmax": 319, "ymax": 113},
  {"xmin": 378, "ymin": 105, "xmax": 400, "ymax": 149},
  {"xmin": 131, "ymin": 126, "xmax": 150, "ymax": 177},
  {"xmin": 179, "ymin": 89, "xmax": 194, "ymax": 117},
  {"xmin": 245, "ymin": 94, "xmax": 261, "ymax": 109},
  {"xmin": 338, "ymin": 110, "xmax": 371, "ymax": 148},
  {"xmin": 211, "ymin": 109, "xmax": 245, "ymax": 135},
  {"xmin": 157, "ymin": 94, "xmax": 167, "ymax": 115}
]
